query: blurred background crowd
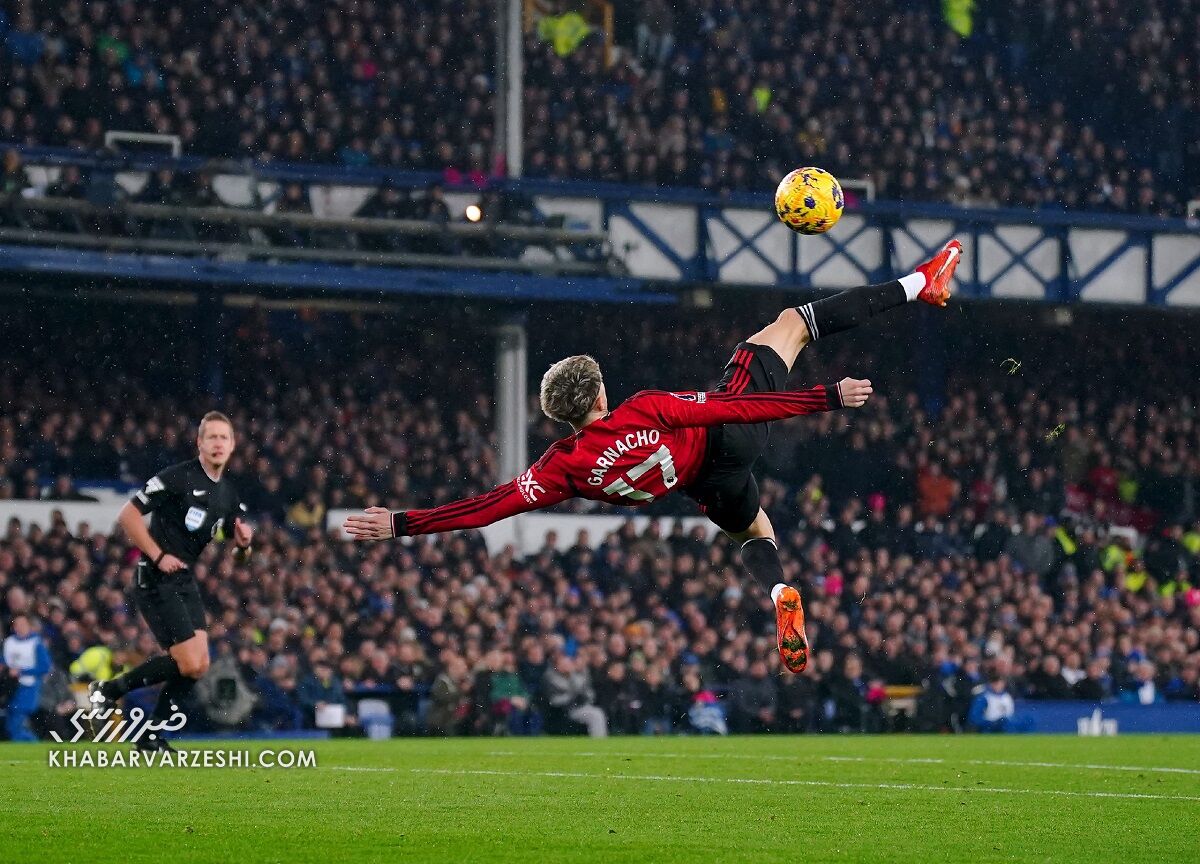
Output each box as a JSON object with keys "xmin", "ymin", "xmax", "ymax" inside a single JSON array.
[{"xmin": 2, "ymin": 296, "xmax": 1198, "ymax": 739}]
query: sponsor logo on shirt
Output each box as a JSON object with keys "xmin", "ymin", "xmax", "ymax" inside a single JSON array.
[{"xmin": 517, "ymin": 470, "xmax": 545, "ymax": 504}]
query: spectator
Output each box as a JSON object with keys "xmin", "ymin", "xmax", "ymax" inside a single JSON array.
[
  {"xmin": 968, "ymin": 673, "xmax": 1033, "ymax": 733},
  {"xmin": 0, "ymin": 149, "xmax": 30, "ymax": 195},
  {"xmin": 542, "ymin": 654, "xmax": 607, "ymax": 738},
  {"xmin": 728, "ymin": 659, "xmax": 778, "ymax": 734},
  {"xmin": 595, "ymin": 661, "xmax": 640, "ymax": 734},
  {"xmin": 1073, "ymin": 659, "xmax": 1114, "ymax": 703},
  {"xmin": 2, "ymin": 614, "xmax": 52, "ymax": 741},
  {"xmin": 391, "ymin": 641, "xmax": 428, "ymax": 737},
  {"xmin": 252, "ymin": 657, "xmax": 304, "ymax": 732},
  {"xmin": 42, "ymin": 475, "xmax": 97, "ymax": 502},
  {"xmin": 297, "ymin": 656, "xmax": 349, "ymax": 729},
  {"xmin": 1121, "ymin": 661, "xmax": 1164, "ymax": 706},
  {"xmin": 818, "ymin": 654, "xmax": 868, "ymax": 733},
  {"xmin": 428, "ymin": 654, "xmax": 472, "ymax": 736},
  {"xmin": 916, "ymin": 462, "xmax": 958, "ymax": 518},
  {"xmin": 1026, "ymin": 655, "xmax": 1072, "ymax": 700},
  {"xmin": 777, "ymin": 666, "xmax": 817, "ymax": 733},
  {"xmin": 483, "ymin": 649, "xmax": 532, "ymax": 736},
  {"xmin": 286, "ymin": 491, "xmax": 327, "ymax": 532},
  {"xmin": 634, "ymin": 666, "xmax": 676, "ymax": 735},
  {"xmin": 1005, "ymin": 513, "xmax": 1058, "ymax": 578}
]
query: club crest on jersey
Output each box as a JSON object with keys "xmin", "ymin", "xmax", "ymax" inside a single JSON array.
[
  {"xmin": 517, "ymin": 470, "xmax": 545, "ymax": 504},
  {"xmin": 184, "ymin": 506, "xmax": 207, "ymax": 532}
]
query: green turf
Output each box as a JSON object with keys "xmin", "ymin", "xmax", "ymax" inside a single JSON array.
[{"xmin": 2, "ymin": 735, "xmax": 1198, "ymax": 863}]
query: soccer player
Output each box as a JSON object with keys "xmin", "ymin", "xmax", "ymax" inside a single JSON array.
[
  {"xmin": 90, "ymin": 411, "xmax": 252, "ymax": 750},
  {"xmin": 346, "ymin": 240, "xmax": 963, "ymax": 673}
]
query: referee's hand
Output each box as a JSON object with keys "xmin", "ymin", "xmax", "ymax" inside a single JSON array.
[
  {"xmin": 157, "ymin": 554, "xmax": 186, "ymax": 573},
  {"xmin": 343, "ymin": 507, "xmax": 394, "ymax": 541},
  {"xmin": 233, "ymin": 517, "xmax": 254, "ymax": 548}
]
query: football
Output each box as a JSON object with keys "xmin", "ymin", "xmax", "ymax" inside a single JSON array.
[{"xmin": 775, "ymin": 167, "xmax": 845, "ymax": 234}]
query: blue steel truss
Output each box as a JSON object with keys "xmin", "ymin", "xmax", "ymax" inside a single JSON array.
[{"xmin": 6, "ymin": 144, "xmax": 1200, "ymax": 307}]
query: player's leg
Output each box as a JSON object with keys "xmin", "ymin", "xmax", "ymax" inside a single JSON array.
[
  {"xmin": 725, "ymin": 507, "xmax": 810, "ymax": 674},
  {"xmin": 93, "ymin": 566, "xmax": 187, "ymax": 706},
  {"xmin": 746, "ymin": 239, "xmax": 963, "ymax": 372},
  {"xmin": 742, "ymin": 308, "xmax": 812, "ymax": 373},
  {"xmin": 150, "ymin": 580, "xmax": 210, "ymax": 731}
]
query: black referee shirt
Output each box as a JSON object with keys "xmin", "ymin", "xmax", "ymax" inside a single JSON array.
[{"xmin": 130, "ymin": 459, "xmax": 246, "ymax": 564}]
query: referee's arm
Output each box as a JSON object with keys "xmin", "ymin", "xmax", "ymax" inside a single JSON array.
[
  {"xmin": 118, "ymin": 502, "xmax": 185, "ymax": 573},
  {"xmin": 121, "ymin": 473, "xmax": 187, "ymax": 574}
]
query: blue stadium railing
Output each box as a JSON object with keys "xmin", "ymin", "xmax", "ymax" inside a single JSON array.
[{"xmin": 5, "ymin": 144, "xmax": 1200, "ymax": 307}]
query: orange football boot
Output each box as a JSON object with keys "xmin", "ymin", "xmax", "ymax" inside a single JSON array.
[
  {"xmin": 772, "ymin": 584, "xmax": 809, "ymax": 673},
  {"xmin": 914, "ymin": 239, "xmax": 963, "ymax": 307}
]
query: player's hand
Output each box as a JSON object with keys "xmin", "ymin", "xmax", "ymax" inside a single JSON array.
[
  {"xmin": 343, "ymin": 506, "xmax": 394, "ymax": 541},
  {"xmin": 838, "ymin": 377, "xmax": 873, "ymax": 408},
  {"xmin": 233, "ymin": 517, "xmax": 253, "ymax": 548},
  {"xmin": 157, "ymin": 553, "xmax": 186, "ymax": 573}
]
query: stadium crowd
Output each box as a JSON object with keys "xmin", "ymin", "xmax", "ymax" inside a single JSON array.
[
  {"xmin": 2, "ymin": 299, "xmax": 1199, "ymax": 739},
  {"xmin": 0, "ymin": 302, "xmax": 501, "ymax": 511},
  {"xmin": 1, "ymin": 0, "xmax": 1197, "ymax": 214}
]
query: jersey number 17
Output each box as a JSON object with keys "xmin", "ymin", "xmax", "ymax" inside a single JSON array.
[{"xmin": 602, "ymin": 444, "xmax": 677, "ymax": 502}]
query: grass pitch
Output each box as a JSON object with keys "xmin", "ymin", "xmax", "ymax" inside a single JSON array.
[{"xmin": 2, "ymin": 735, "xmax": 1198, "ymax": 863}]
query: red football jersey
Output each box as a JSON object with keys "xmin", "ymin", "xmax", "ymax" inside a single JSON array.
[{"xmin": 393, "ymin": 385, "xmax": 841, "ymax": 536}]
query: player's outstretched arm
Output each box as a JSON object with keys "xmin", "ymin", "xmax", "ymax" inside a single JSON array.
[
  {"xmin": 642, "ymin": 377, "xmax": 871, "ymax": 429},
  {"xmin": 343, "ymin": 471, "xmax": 572, "ymax": 540},
  {"xmin": 343, "ymin": 506, "xmax": 403, "ymax": 541}
]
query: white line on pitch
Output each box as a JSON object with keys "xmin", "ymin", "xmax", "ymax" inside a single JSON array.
[
  {"xmin": 381, "ymin": 767, "xmax": 1200, "ymax": 803},
  {"xmin": 485, "ymin": 750, "xmax": 1200, "ymax": 776},
  {"xmin": 822, "ymin": 755, "xmax": 1200, "ymax": 775}
]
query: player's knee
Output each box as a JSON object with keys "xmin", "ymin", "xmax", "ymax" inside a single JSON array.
[
  {"xmin": 784, "ymin": 308, "xmax": 812, "ymax": 346},
  {"xmin": 745, "ymin": 509, "xmax": 776, "ymax": 542}
]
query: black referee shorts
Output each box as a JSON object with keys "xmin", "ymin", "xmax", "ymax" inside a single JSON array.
[
  {"xmin": 684, "ymin": 341, "xmax": 789, "ymax": 534},
  {"xmin": 132, "ymin": 562, "xmax": 207, "ymax": 649}
]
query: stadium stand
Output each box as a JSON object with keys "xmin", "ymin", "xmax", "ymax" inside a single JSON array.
[
  {"xmin": 2, "ymin": 1, "xmax": 1198, "ymax": 212},
  {"xmin": 0, "ymin": 301, "xmax": 500, "ymax": 509},
  {"xmin": 5, "ymin": 0, "xmax": 1200, "ymax": 213},
  {"xmin": 2, "ymin": 297, "xmax": 1198, "ymax": 736}
]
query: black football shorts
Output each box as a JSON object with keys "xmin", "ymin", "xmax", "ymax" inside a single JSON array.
[
  {"xmin": 132, "ymin": 562, "xmax": 207, "ymax": 648},
  {"xmin": 684, "ymin": 340, "xmax": 789, "ymax": 533}
]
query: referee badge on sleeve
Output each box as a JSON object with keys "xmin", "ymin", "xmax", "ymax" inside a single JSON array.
[{"xmin": 185, "ymin": 506, "xmax": 207, "ymax": 532}]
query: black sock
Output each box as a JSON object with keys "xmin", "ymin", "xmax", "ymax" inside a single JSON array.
[
  {"xmin": 153, "ymin": 673, "xmax": 198, "ymax": 722},
  {"xmin": 796, "ymin": 280, "xmax": 907, "ymax": 340},
  {"xmin": 741, "ymin": 537, "xmax": 785, "ymax": 594},
  {"xmin": 104, "ymin": 654, "xmax": 179, "ymax": 698}
]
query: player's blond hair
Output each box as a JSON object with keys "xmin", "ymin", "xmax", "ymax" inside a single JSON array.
[
  {"xmin": 198, "ymin": 410, "xmax": 235, "ymax": 439},
  {"xmin": 539, "ymin": 355, "xmax": 603, "ymax": 426}
]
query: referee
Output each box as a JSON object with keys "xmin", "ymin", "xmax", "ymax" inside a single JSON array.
[{"xmin": 91, "ymin": 411, "xmax": 252, "ymax": 751}]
